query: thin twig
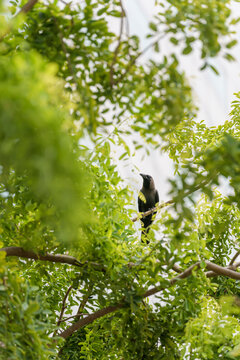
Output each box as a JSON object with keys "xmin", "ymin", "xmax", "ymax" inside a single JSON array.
[
  {"xmin": 52, "ymin": 16, "xmax": 79, "ymax": 89},
  {"xmin": 59, "ymin": 313, "xmax": 87, "ymax": 323},
  {"xmin": 57, "ymin": 285, "xmax": 73, "ymax": 326},
  {"xmin": 133, "ymin": 177, "xmax": 213, "ymax": 222},
  {"xmin": 109, "ymin": 0, "xmax": 125, "ymax": 87},
  {"xmin": 122, "ymin": 0, "xmax": 129, "ymax": 37},
  {"xmin": 229, "ymin": 250, "xmax": 240, "ymax": 266},
  {"xmin": 77, "ymin": 284, "xmax": 93, "ymax": 315},
  {"xmin": 53, "ymin": 285, "xmax": 73, "ymax": 336},
  {"xmin": 114, "ymin": 33, "xmax": 166, "ymax": 86}
]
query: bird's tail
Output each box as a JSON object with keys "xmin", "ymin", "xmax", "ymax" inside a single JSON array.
[{"xmin": 141, "ymin": 228, "xmax": 150, "ymax": 244}]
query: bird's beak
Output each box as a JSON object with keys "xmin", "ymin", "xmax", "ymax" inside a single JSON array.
[{"xmin": 140, "ymin": 173, "xmax": 145, "ymax": 179}]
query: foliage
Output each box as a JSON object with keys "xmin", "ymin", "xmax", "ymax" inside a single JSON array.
[
  {"xmin": 1, "ymin": 0, "xmax": 240, "ymax": 359},
  {"xmin": 0, "ymin": 248, "xmax": 60, "ymax": 359}
]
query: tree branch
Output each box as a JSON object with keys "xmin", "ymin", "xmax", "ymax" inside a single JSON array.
[
  {"xmin": 59, "ymin": 313, "xmax": 87, "ymax": 323},
  {"xmin": 18, "ymin": 0, "xmax": 39, "ymax": 14},
  {"xmin": 114, "ymin": 33, "xmax": 166, "ymax": 86},
  {"xmin": 57, "ymin": 286, "xmax": 73, "ymax": 326},
  {"xmin": 229, "ymin": 250, "xmax": 240, "ymax": 266},
  {"xmin": 59, "ymin": 303, "xmax": 124, "ymax": 339},
  {"xmin": 58, "ymin": 259, "xmax": 240, "ymax": 339},
  {"xmin": 143, "ymin": 262, "xmax": 201, "ymax": 298},
  {"xmin": 53, "ymin": 285, "xmax": 73, "ymax": 336},
  {"xmin": 59, "ymin": 262, "xmax": 201, "ymax": 339},
  {"xmin": 0, "ymin": 247, "xmax": 106, "ymax": 272},
  {"xmin": 77, "ymin": 285, "xmax": 93, "ymax": 315},
  {"xmin": 109, "ymin": 0, "xmax": 125, "ymax": 87},
  {"xmin": 131, "ymin": 200, "xmax": 174, "ymax": 222},
  {"xmin": 0, "ymin": 0, "xmax": 39, "ymax": 42},
  {"xmin": 205, "ymin": 261, "xmax": 240, "ymax": 280}
]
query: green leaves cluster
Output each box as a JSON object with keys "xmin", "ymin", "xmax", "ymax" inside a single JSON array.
[
  {"xmin": 154, "ymin": 0, "xmax": 237, "ymax": 68},
  {"xmin": 0, "ymin": 250, "xmax": 59, "ymax": 359},
  {"xmin": 0, "ymin": 50, "xmax": 89, "ymax": 248}
]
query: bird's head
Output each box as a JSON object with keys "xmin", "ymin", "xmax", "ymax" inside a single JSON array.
[{"xmin": 140, "ymin": 173, "xmax": 155, "ymax": 189}]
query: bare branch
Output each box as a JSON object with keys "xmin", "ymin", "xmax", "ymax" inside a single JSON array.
[
  {"xmin": 0, "ymin": 247, "xmax": 106, "ymax": 272},
  {"xmin": 173, "ymin": 261, "xmax": 240, "ymax": 280},
  {"xmin": 53, "ymin": 285, "xmax": 73, "ymax": 336}
]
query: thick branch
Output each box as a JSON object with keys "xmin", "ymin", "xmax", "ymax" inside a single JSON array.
[
  {"xmin": 0, "ymin": 247, "xmax": 106, "ymax": 271},
  {"xmin": 205, "ymin": 261, "xmax": 240, "ymax": 280},
  {"xmin": 59, "ymin": 303, "xmax": 124, "ymax": 339}
]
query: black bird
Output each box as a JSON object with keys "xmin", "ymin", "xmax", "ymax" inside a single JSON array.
[{"xmin": 138, "ymin": 173, "xmax": 159, "ymax": 243}]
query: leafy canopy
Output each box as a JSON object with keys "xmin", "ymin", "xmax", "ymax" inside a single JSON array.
[{"xmin": 1, "ymin": 0, "xmax": 240, "ymax": 359}]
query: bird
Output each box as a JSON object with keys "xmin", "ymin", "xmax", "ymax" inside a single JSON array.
[{"xmin": 138, "ymin": 173, "xmax": 159, "ymax": 243}]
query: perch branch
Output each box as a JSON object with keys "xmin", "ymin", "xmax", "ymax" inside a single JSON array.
[{"xmin": 131, "ymin": 200, "xmax": 174, "ymax": 222}]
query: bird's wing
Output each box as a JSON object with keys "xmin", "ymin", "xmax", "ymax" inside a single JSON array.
[
  {"xmin": 138, "ymin": 193, "xmax": 145, "ymax": 213},
  {"xmin": 155, "ymin": 190, "xmax": 159, "ymax": 205}
]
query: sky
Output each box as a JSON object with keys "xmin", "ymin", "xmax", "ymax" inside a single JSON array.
[{"xmin": 115, "ymin": 0, "xmax": 240, "ymax": 205}]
